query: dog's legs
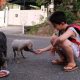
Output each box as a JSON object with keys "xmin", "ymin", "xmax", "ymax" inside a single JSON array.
[
  {"xmin": 3, "ymin": 50, "xmax": 7, "ymax": 58},
  {"xmin": 21, "ymin": 50, "xmax": 25, "ymax": 59},
  {"xmin": 13, "ymin": 49, "xmax": 17, "ymax": 60},
  {"xmin": 13, "ymin": 49, "xmax": 20, "ymax": 63},
  {"xmin": 3, "ymin": 50, "xmax": 7, "ymax": 64},
  {"xmin": 0, "ymin": 52, "xmax": 6, "ymax": 69}
]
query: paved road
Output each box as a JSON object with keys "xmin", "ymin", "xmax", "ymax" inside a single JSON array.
[{"xmin": 0, "ymin": 34, "xmax": 80, "ymax": 80}]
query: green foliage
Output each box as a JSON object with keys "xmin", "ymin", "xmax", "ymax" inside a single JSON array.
[
  {"xmin": 36, "ymin": 0, "xmax": 49, "ymax": 7},
  {"xmin": 56, "ymin": 4, "xmax": 66, "ymax": 11},
  {"xmin": 26, "ymin": 25, "xmax": 38, "ymax": 34},
  {"xmin": 25, "ymin": 22, "xmax": 53, "ymax": 36},
  {"xmin": 73, "ymin": 1, "xmax": 80, "ymax": 12},
  {"xmin": 56, "ymin": 4, "xmax": 77, "ymax": 24},
  {"xmin": 64, "ymin": 11, "xmax": 77, "ymax": 24},
  {"xmin": 36, "ymin": 0, "xmax": 44, "ymax": 7}
]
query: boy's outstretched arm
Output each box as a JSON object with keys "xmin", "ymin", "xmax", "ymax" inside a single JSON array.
[
  {"xmin": 36, "ymin": 34, "xmax": 57, "ymax": 54},
  {"xmin": 36, "ymin": 45, "xmax": 54, "ymax": 54}
]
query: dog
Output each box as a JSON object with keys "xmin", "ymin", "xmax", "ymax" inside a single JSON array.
[
  {"xmin": 0, "ymin": 31, "xmax": 7, "ymax": 69},
  {"xmin": 12, "ymin": 39, "xmax": 36, "ymax": 60}
]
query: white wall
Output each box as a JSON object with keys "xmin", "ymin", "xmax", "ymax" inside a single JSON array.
[
  {"xmin": 20, "ymin": 10, "xmax": 47, "ymax": 26},
  {"xmin": 0, "ymin": 9, "xmax": 47, "ymax": 27},
  {"xmin": 0, "ymin": 11, "xmax": 5, "ymax": 26},
  {"xmin": 8, "ymin": 9, "xmax": 21, "ymax": 25},
  {"xmin": 8, "ymin": 9, "xmax": 47, "ymax": 26}
]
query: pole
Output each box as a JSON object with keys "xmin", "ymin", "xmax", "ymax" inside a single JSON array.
[
  {"xmin": 51, "ymin": 0, "xmax": 54, "ymax": 12},
  {"xmin": 20, "ymin": 11, "xmax": 24, "ymax": 34},
  {"xmin": 22, "ymin": 22, "xmax": 24, "ymax": 34},
  {"xmin": 21, "ymin": 0, "xmax": 25, "ymax": 34},
  {"xmin": 24, "ymin": 0, "xmax": 25, "ymax": 9},
  {"xmin": 4, "ymin": 6, "xmax": 8, "ymax": 27}
]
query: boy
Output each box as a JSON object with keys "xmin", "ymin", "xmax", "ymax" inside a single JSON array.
[{"xmin": 36, "ymin": 11, "xmax": 80, "ymax": 71}]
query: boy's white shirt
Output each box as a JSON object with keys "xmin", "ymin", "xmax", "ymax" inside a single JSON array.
[
  {"xmin": 68, "ymin": 27, "xmax": 80, "ymax": 41},
  {"xmin": 69, "ymin": 27, "xmax": 80, "ymax": 57},
  {"xmin": 58, "ymin": 27, "xmax": 80, "ymax": 57},
  {"xmin": 58, "ymin": 27, "xmax": 80, "ymax": 42}
]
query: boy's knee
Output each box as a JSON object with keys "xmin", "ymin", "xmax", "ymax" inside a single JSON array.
[
  {"xmin": 50, "ymin": 35, "xmax": 58, "ymax": 43},
  {"xmin": 51, "ymin": 35, "xmax": 58, "ymax": 39},
  {"xmin": 59, "ymin": 40, "xmax": 72, "ymax": 48}
]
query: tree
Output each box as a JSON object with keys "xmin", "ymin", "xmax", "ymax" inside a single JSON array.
[
  {"xmin": 0, "ymin": 0, "xmax": 6, "ymax": 10},
  {"xmin": 73, "ymin": 0, "xmax": 80, "ymax": 17},
  {"xmin": 56, "ymin": 0, "xmax": 78, "ymax": 24},
  {"xmin": 36, "ymin": 0, "xmax": 50, "ymax": 7}
]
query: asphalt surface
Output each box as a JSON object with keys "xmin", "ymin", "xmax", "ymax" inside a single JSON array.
[
  {"xmin": 0, "ymin": 26, "xmax": 80, "ymax": 80},
  {"xmin": 0, "ymin": 34, "xmax": 80, "ymax": 80}
]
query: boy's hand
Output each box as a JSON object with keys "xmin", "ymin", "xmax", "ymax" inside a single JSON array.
[
  {"xmin": 35, "ymin": 49, "xmax": 44, "ymax": 54},
  {"xmin": 50, "ymin": 47, "xmax": 56, "ymax": 53},
  {"xmin": 50, "ymin": 47, "xmax": 57, "ymax": 56}
]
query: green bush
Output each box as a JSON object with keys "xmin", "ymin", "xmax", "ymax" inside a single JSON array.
[
  {"xmin": 56, "ymin": 5, "xmax": 77, "ymax": 24},
  {"xmin": 27, "ymin": 25, "xmax": 38, "ymax": 34},
  {"xmin": 64, "ymin": 11, "xmax": 77, "ymax": 24}
]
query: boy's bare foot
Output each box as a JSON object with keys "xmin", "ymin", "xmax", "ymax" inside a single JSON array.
[{"xmin": 64, "ymin": 63, "xmax": 78, "ymax": 72}]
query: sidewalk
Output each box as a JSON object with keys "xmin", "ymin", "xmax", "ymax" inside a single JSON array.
[
  {"xmin": 0, "ymin": 25, "xmax": 50, "ymax": 39},
  {"xmin": 0, "ymin": 25, "xmax": 23, "ymax": 35}
]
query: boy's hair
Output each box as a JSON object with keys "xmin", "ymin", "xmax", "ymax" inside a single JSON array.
[{"xmin": 49, "ymin": 11, "xmax": 67, "ymax": 25}]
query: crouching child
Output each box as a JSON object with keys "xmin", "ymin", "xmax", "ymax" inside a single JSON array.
[{"xmin": 36, "ymin": 11, "xmax": 80, "ymax": 72}]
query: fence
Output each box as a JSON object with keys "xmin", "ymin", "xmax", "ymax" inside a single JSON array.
[{"xmin": 0, "ymin": 9, "xmax": 47, "ymax": 27}]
